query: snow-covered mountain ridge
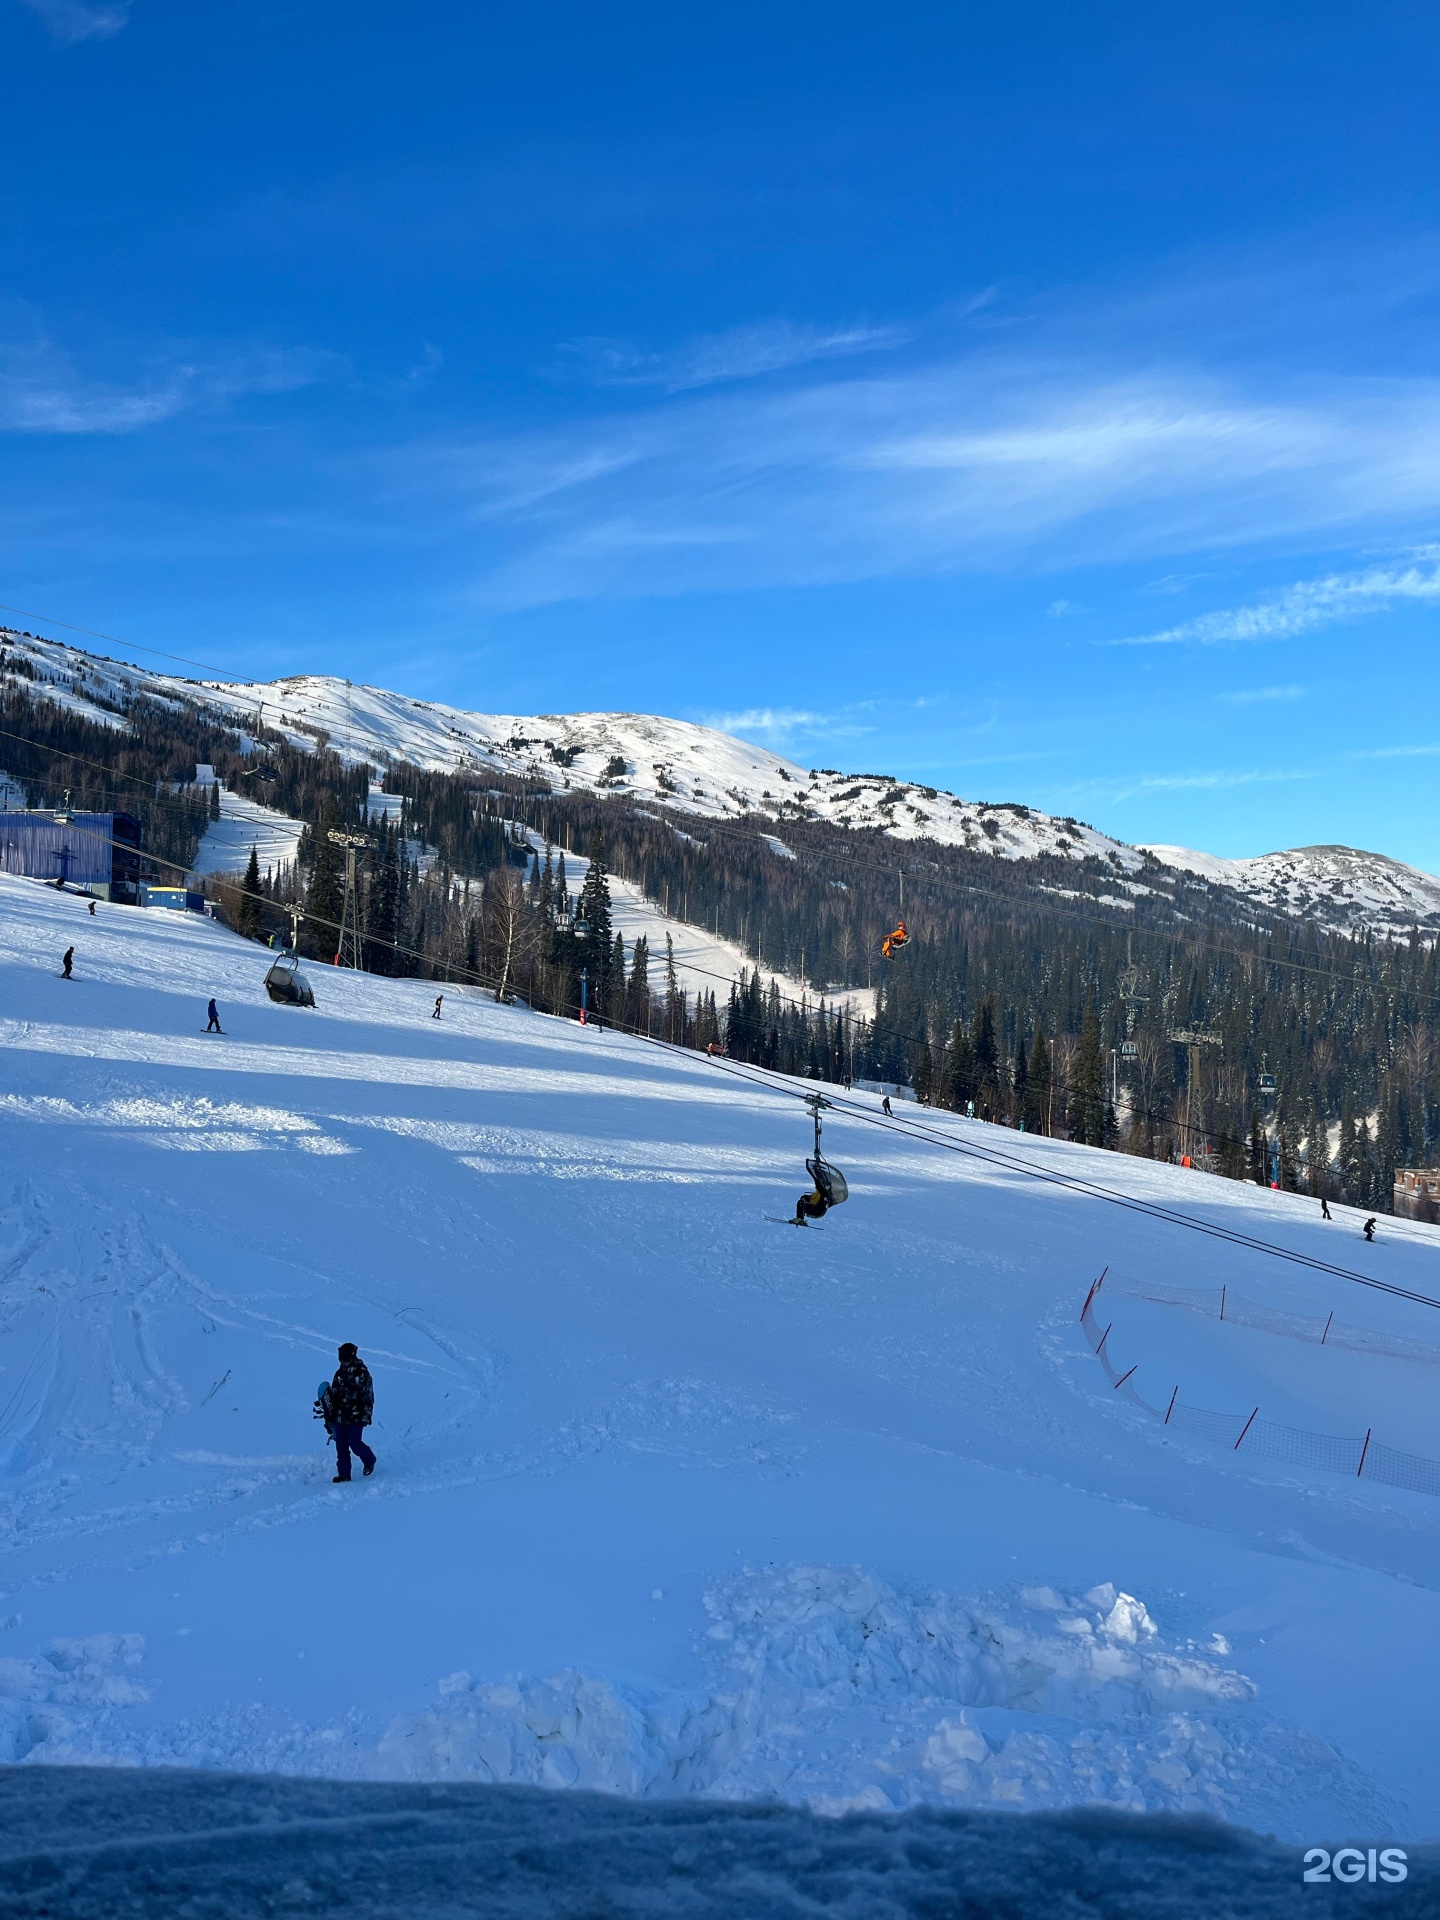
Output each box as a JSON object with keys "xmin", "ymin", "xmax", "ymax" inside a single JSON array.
[{"xmin": 4, "ymin": 626, "xmax": 1438, "ymax": 935}]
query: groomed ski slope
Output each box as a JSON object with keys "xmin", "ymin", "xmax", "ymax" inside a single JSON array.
[{"xmin": 1, "ymin": 872, "xmax": 1439, "ymax": 1843}]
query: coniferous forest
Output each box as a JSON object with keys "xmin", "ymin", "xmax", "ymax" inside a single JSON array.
[{"xmin": 3, "ymin": 668, "xmax": 1437, "ymax": 1212}]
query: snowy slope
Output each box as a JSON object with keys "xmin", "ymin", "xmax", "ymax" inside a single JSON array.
[
  {"xmin": 1143, "ymin": 842, "xmax": 1440, "ymax": 936},
  {"xmin": 3, "ymin": 873, "xmax": 1440, "ymax": 1840},
  {"xmin": 5, "ymin": 624, "xmax": 1440, "ymax": 937}
]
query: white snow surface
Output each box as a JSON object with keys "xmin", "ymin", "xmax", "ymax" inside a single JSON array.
[
  {"xmin": 191, "ymin": 787, "xmax": 305, "ymax": 877},
  {"xmin": 1142, "ymin": 842, "xmax": 1440, "ymax": 932},
  {"xmin": 9, "ymin": 627, "xmax": 1439, "ymax": 935},
  {"xmin": 2, "ymin": 875, "xmax": 1440, "ymax": 1841}
]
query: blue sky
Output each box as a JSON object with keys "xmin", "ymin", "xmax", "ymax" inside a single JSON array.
[{"xmin": 4, "ymin": 2, "xmax": 1440, "ymax": 865}]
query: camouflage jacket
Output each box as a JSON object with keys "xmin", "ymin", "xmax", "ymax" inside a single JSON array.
[{"xmin": 328, "ymin": 1357, "xmax": 374, "ymax": 1426}]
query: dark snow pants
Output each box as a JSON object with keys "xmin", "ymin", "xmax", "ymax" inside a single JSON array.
[{"xmin": 333, "ymin": 1423, "xmax": 375, "ymax": 1480}]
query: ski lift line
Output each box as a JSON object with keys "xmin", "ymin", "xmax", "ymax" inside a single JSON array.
[
  {"xmin": 7, "ymin": 720, "xmax": 1439, "ymax": 1027},
  {"xmin": 3, "ymin": 763, "xmax": 1417, "ymax": 1163},
  {"xmin": 28, "ymin": 820, "xmax": 1440, "ymax": 1314},
  {"xmin": 683, "ymin": 1049, "xmax": 1440, "ymax": 1312},
  {"xmin": 0, "ymin": 606, "xmax": 255, "ymax": 684}
]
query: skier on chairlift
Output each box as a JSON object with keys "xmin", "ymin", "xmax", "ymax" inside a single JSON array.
[{"xmin": 788, "ymin": 1094, "xmax": 849, "ymax": 1227}]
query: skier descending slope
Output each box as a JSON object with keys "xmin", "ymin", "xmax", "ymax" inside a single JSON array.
[{"xmin": 326, "ymin": 1343, "xmax": 377, "ymax": 1483}]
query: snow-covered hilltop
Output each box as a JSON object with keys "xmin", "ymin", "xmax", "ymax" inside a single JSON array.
[{"xmin": 3, "ymin": 626, "xmax": 1438, "ymax": 935}]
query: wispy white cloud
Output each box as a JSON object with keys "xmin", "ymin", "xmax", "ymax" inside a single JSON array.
[
  {"xmin": 1116, "ymin": 553, "xmax": 1440, "ymax": 647},
  {"xmin": 1219, "ymin": 683, "xmax": 1307, "ymax": 703},
  {"xmin": 17, "ymin": 0, "xmax": 129, "ymax": 45},
  {"xmin": 700, "ymin": 705, "xmax": 873, "ymax": 746},
  {"xmin": 567, "ymin": 320, "xmax": 908, "ymax": 394},
  {"xmin": 1066, "ymin": 765, "xmax": 1321, "ymax": 805},
  {"xmin": 430, "ymin": 349, "xmax": 1440, "ymax": 609},
  {"xmin": 0, "ymin": 314, "xmax": 346, "ymax": 434}
]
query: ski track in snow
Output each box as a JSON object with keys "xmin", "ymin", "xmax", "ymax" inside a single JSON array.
[{"xmin": 1, "ymin": 871, "xmax": 1439, "ymax": 1844}]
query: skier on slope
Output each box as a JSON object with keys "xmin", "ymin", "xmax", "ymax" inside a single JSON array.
[
  {"xmin": 432, "ymin": 995, "xmax": 443, "ymax": 1020},
  {"xmin": 206, "ymin": 999, "xmax": 223, "ymax": 1033},
  {"xmin": 1363, "ymin": 1217, "xmax": 1377, "ymax": 1243},
  {"xmin": 61, "ymin": 946, "xmax": 74, "ymax": 979},
  {"xmin": 326, "ymin": 1342, "xmax": 377, "ymax": 1482}
]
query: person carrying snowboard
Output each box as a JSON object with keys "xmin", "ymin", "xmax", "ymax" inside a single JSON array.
[
  {"xmin": 61, "ymin": 946, "xmax": 74, "ymax": 979},
  {"xmin": 206, "ymin": 998, "xmax": 223, "ymax": 1033},
  {"xmin": 324, "ymin": 1342, "xmax": 376, "ymax": 1482}
]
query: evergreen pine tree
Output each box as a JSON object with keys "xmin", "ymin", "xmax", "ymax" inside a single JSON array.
[
  {"xmin": 209, "ymin": 777, "xmax": 221, "ymax": 822},
  {"xmin": 576, "ymin": 832, "xmax": 614, "ymax": 1012},
  {"xmin": 1071, "ymin": 1004, "xmax": 1105, "ymax": 1146},
  {"xmin": 238, "ymin": 844, "xmax": 262, "ymax": 938},
  {"xmin": 1026, "ymin": 1026, "xmax": 1051, "ymax": 1133},
  {"xmin": 305, "ymin": 807, "xmax": 346, "ymax": 959},
  {"xmin": 1248, "ymin": 1111, "xmax": 1268, "ymax": 1185}
]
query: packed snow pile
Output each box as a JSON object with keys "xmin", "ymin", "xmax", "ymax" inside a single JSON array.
[
  {"xmin": 1, "ymin": 871, "xmax": 1439, "ymax": 1846},
  {"xmin": 9, "ymin": 625, "xmax": 1440, "ymax": 932}
]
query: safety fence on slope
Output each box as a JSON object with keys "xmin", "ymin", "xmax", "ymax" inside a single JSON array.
[
  {"xmin": 1080, "ymin": 1273, "xmax": 1440, "ymax": 1500},
  {"xmin": 1102, "ymin": 1277, "xmax": 1440, "ymax": 1368}
]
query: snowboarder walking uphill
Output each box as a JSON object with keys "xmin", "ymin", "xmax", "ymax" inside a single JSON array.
[
  {"xmin": 206, "ymin": 999, "xmax": 223, "ymax": 1033},
  {"xmin": 61, "ymin": 946, "xmax": 74, "ymax": 979},
  {"xmin": 324, "ymin": 1343, "xmax": 376, "ymax": 1482},
  {"xmin": 1320, "ymin": 1196, "xmax": 1332, "ymax": 1221}
]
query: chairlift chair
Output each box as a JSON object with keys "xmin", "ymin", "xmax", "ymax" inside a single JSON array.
[
  {"xmin": 881, "ymin": 868, "xmax": 910, "ymax": 959},
  {"xmin": 804, "ymin": 1093, "xmax": 848, "ymax": 1209},
  {"xmin": 264, "ymin": 953, "xmax": 315, "ymax": 1007}
]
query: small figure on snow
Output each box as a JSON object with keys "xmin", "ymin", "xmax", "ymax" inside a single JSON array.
[
  {"xmin": 61, "ymin": 946, "xmax": 74, "ymax": 979},
  {"xmin": 881, "ymin": 1096, "xmax": 892, "ymax": 1117},
  {"xmin": 432, "ymin": 995, "xmax": 444, "ymax": 1020},
  {"xmin": 206, "ymin": 998, "xmax": 223, "ymax": 1034},
  {"xmin": 1320, "ymin": 1196, "xmax": 1332, "ymax": 1221},
  {"xmin": 326, "ymin": 1342, "xmax": 376, "ymax": 1482},
  {"xmin": 1363, "ymin": 1217, "xmax": 1377, "ymax": 1243},
  {"xmin": 88, "ymin": 900, "xmax": 96, "ymax": 916}
]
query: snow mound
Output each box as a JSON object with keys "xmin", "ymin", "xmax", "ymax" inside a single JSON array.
[
  {"xmin": 23, "ymin": 1566, "xmax": 1384, "ymax": 1839},
  {"xmin": 376, "ymin": 1565, "xmax": 1382, "ymax": 1834}
]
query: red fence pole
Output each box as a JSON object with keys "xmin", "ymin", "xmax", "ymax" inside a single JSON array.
[
  {"xmin": 1220, "ymin": 1284, "xmax": 1226, "ymax": 1321},
  {"xmin": 1164, "ymin": 1385, "xmax": 1179, "ymax": 1425},
  {"xmin": 1096, "ymin": 1323, "xmax": 1113, "ymax": 1359},
  {"xmin": 1321, "ymin": 1311, "xmax": 1333, "ymax": 1345},
  {"xmin": 1357, "ymin": 1428, "xmax": 1372, "ymax": 1478},
  {"xmin": 1234, "ymin": 1407, "xmax": 1259, "ymax": 1451},
  {"xmin": 1113, "ymin": 1364, "xmax": 1138, "ymax": 1391}
]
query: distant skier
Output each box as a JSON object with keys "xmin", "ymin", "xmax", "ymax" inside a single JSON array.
[
  {"xmin": 1363, "ymin": 1217, "xmax": 1377, "ymax": 1243},
  {"xmin": 882, "ymin": 1096, "xmax": 892, "ymax": 1117},
  {"xmin": 206, "ymin": 999, "xmax": 223, "ymax": 1033},
  {"xmin": 88, "ymin": 900, "xmax": 96, "ymax": 916},
  {"xmin": 61, "ymin": 946, "xmax": 74, "ymax": 979},
  {"xmin": 432, "ymin": 995, "xmax": 443, "ymax": 1020},
  {"xmin": 326, "ymin": 1342, "xmax": 376, "ymax": 1483},
  {"xmin": 1320, "ymin": 1196, "xmax": 1332, "ymax": 1221}
]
